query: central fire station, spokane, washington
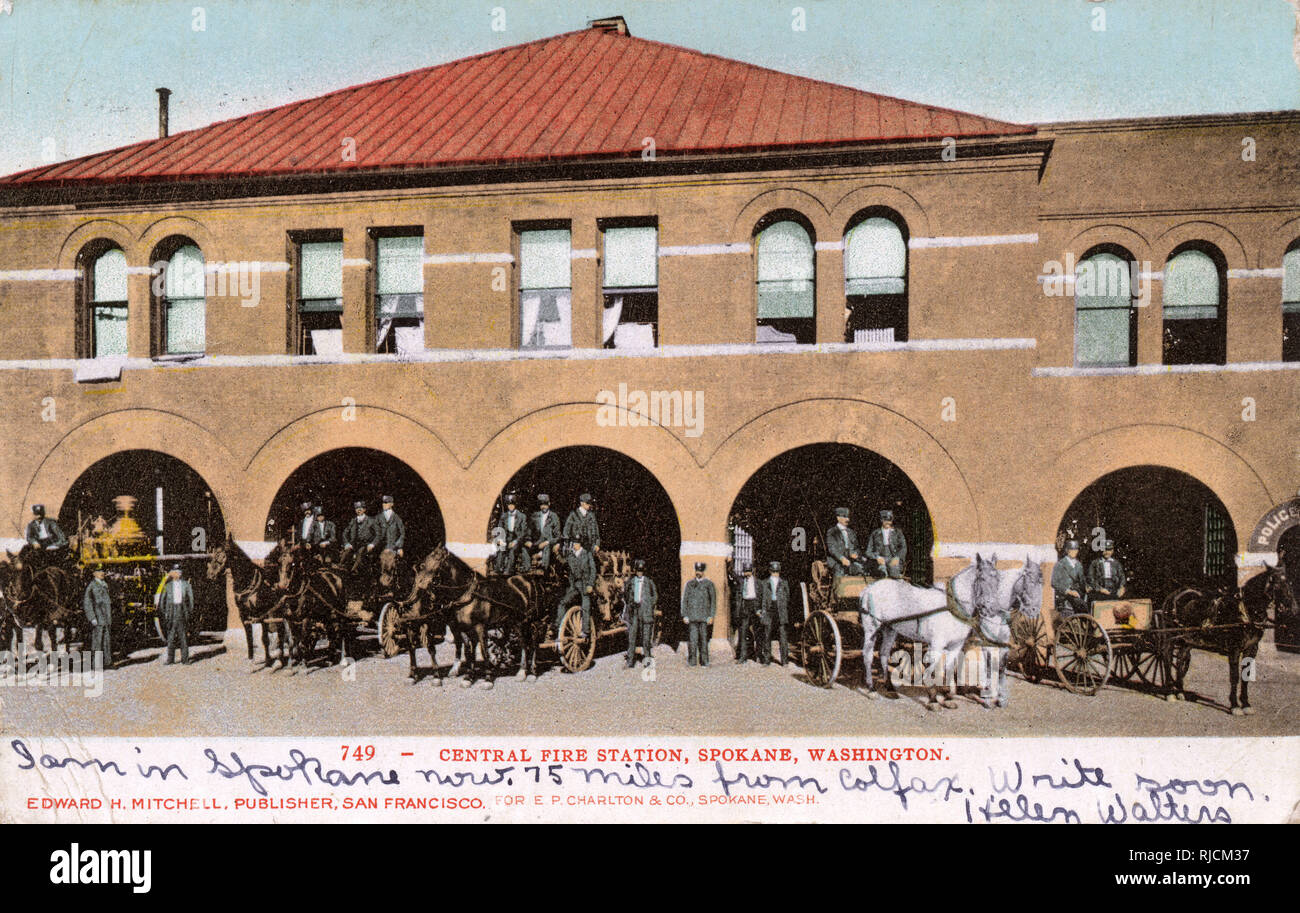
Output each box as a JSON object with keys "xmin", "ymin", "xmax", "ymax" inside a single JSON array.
[{"xmin": 1, "ymin": 16, "xmax": 1298, "ymax": 638}]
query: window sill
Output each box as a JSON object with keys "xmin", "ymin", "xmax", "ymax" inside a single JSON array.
[{"xmin": 1034, "ymin": 361, "xmax": 1300, "ymax": 377}]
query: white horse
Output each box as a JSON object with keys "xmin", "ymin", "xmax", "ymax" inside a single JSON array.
[{"xmin": 860, "ymin": 555, "xmax": 1043, "ymax": 710}]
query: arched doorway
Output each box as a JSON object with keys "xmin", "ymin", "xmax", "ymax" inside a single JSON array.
[
  {"xmin": 1057, "ymin": 467, "xmax": 1237, "ymax": 600},
  {"xmin": 60, "ymin": 449, "xmax": 226, "ymax": 555},
  {"xmin": 492, "ymin": 445, "xmax": 682, "ymax": 613},
  {"xmin": 266, "ymin": 448, "xmax": 444, "ymax": 559},
  {"xmin": 727, "ymin": 443, "xmax": 935, "ymax": 588}
]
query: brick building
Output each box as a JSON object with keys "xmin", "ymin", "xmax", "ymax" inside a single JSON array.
[{"xmin": 1, "ymin": 17, "xmax": 1297, "ymax": 637}]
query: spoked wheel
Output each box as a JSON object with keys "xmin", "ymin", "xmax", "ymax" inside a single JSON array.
[
  {"xmin": 800, "ymin": 610, "xmax": 842, "ymax": 688},
  {"xmin": 1112, "ymin": 648, "xmax": 1139, "ymax": 682},
  {"xmin": 1134, "ymin": 634, "xmax": 1191, "ymax": 692},
  {"xmin": 376, "ymin": 602, "xmax": 405, "ymax": 658},
  {"xmin": 558, "ymin": 605, "xmax": 596, "ymax": 672},
  {"xmin": 1009, "ymin": 611, "xmax": 1049, "ymax": 683},
  {"xmin": 1052, "ymin": 614, "xmax": 1112, "ymax": 695}
]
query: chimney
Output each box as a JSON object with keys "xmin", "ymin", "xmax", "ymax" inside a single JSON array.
[
  {"xmin": 156, "ymin": 87, "xmax": 172, "ymax": 139},
  {"xmin": 587, "ymin": 15, "xmax": 629, "ymax": 35}
]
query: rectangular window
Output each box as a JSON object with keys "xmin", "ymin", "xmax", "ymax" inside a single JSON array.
[
  {"xmin": 296, "ymin": 238, "xmax": 343, "ymax": 355},
  {"xmin": 1203, "ymin": 502, "xmax": 1229, "ymax": 578},
  {"xmin": 375, "ymin": 233, "xmax": 424, "ymax": 355},
  {"xmin": 519, "ymin": 228, "xmax": 571, "ymax": 349},
  {"xmin": 602, "ymin": 224, "xmax": 658, "ymax": 350}
]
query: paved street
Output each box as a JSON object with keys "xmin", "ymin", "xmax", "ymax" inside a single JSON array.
[{"xmin": 1, "ymin": 629, "xmax": 1297, "ymax": 738}]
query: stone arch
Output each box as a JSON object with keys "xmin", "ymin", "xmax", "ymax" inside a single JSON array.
[
  {"xmin": 241, "ymin": 406, "xmax": 463, "ymax": 541},
  {"xmin": 1039, "ymin": 424, "xmax": 1275, "ymax": 554},
  {"xmin": 57, "ymin": 219, "xmax": 136, "ymax": 271},
  {"xmin": 137, "ymin": 216, "xmax": 224, "ymax": 268},
  {"xmin": 703, "ymin": 398, "xmax": 982, "ymax": 547},
  {"xmin": 1265, "ymin": 214, "xmax": 1300, "ymax": 268},
  {"xmin": 729, "ymin": 188, "xmax": 833, "ymax": 243},
  {"xmin": 1065, "ymin": 223, "xmax": 1154, "ymax": 267},
  {"xmin": 1153, "ymin": 220, "xmax": 1249, "ymax": 272},
  {"xmin": 466, "ymin": 402, "xmax": 699, "ymax": 536},
  {"xmin": 18, "ymin": 409, "xmax": 242, "ymax": 539},
  {"xmin": 829, "ymin": 184, "xmax": 932, "ymax": 239}
]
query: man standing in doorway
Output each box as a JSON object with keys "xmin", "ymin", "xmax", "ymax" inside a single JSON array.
[
  {"xmin": 156, "ymin": 564, "xmax": 194, "ymax": 665},
  {"xmin": 681, "ymin": 562, "xmax": 716, "ymax": 667},
  {"xmin": 733, "ymin": 563, "xmax": 759, "ymax": 664},
  {"xmin": 759, "ymin": 561, "xmax": 791, "ymax": 666},
  {"xmin": 623, "ymin": 558, "xmax": 657, "ymax": 669}
]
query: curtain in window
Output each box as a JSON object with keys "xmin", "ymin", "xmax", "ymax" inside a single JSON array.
[
  {"xmin": 1284, "ymin": 246, "xmax": 1300, "ymax": 313},
  {"xmin": 300, "ymin": 241, "xmax": 343, "ymax": 300},
  {"xmin": 756, "ymin": 221, "xmax": 814, "ymax": 319},
  {"xmin": 519, "ymin": 230, "xmax": 571, "ymax": 290},
  {"xmin": 1163, "ymin": 249, "xmax": 1219, "ymax": 320},
  {"xmin": 164, "ymin": 244, "xmax": 205, "ymax": 354},
  {"xmin": 602, "ymin": 295, "xmax": 624, "ymax": 344},
  {"xmin": 91, "ymin": 249, "xmax": 128, "ymax": 358},
  {"xmin": 1075, "ymin": 252, "xmax": 1132, "ymax": 367},
  {"xmin": 604, "ymin": 226, "xmax": 657, "ymax": 288},
  {"xmin": 844, "ymin": 217, "xmax": 905, "ymax": 295}
]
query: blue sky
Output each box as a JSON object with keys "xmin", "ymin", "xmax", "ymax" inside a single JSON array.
[{"xmin": 0, "ymin": 0, "xmax": 1296, "ymax": 177}]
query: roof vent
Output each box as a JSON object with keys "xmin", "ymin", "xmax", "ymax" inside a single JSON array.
[
  {"xmin": 156, "ymin": 87, "xmax": 172, "ymax": 139},
  {"xmin": 588, "ymin": 15, "xmax": 629, "ymax": 35}
]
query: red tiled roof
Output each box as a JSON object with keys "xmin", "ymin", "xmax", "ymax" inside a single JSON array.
[{"xmin": 2, "ymin": 27, "xmax": 1034, "ymax": 186}]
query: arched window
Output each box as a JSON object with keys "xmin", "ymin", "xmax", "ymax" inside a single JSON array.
[
  {"xmin": 844, "ymin": 215, "xmax": 907, "ymax": 343},
  {"xmin": 1284, "ymin": 242, "xmax": 1300, "ymax": 362},
  {"xmin": 80, "ymin": 245, "xmax": 128, "ymax": 359},
  {"xmin": 755, "ymin": 218, "xmax": 815, "ymax": 344},
  {"xmin": 1162, "ymin": 246, "xmax": 1226, "ymax": 366},
  {"xmin": 1074, "ymin": 249, "xmax": 1137, "ymax": 367},
  {"xmin": 156, "ymin": 242, "xmax": 206, "ymax": 355}
]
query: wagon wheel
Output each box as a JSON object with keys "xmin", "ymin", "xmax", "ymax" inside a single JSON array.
[
  {"xmin": 1008, "ymin": 611, "xmax": 1048, "ymax": 682},
  {"xmin": 376, "ymin": 602, "xmax": 406, "ymax": 658},
  {"xmin": 153, "ymin": 616, "xmax": 165, "ymax": 644},
  {"xmin": 1112, "ymin": 648, "xmax": 1139, "ymax": 682},
  {"xmin": 1052, "ymin": 614, "xmax": 1111, "ymax": 695},
  {"xmin": 1134, "ymin": 633, "xmax": 1191, "ymax": 691},
  {"xmin": 800, "ymin": 610, "xmax": 841, "ymax": 688},
  {"xmin": 558, "ymin": 605, "xmax": 596, "ymax": 672}
]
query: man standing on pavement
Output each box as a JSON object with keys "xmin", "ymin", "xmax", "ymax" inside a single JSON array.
[
  {"xmin": 733, "ymin": 563, "xmax": 759, "ymax": 664},
  {"xmin": 156, "ymin": 564, "xmax": 194, "ymax": 665},
  {"xmin": 681, "ymin": 562, "xmax": 716, "ymax": 667},
  {"xmin": 623, "ymin": 558, "xmax": 657, "ymax": 669},
  {"xmin": 82, "ymin": 567, "xmax": 112, "ymax": 669},
  {"xmin": 1052, "ymin": 539, "xmax": 1088, "ymax": 617},
  {"xmin": 867, "ymin": 509, "xmax": 908, "ymax": 579},
  {"xmin": 556, "ymin": 539, "xmax": 597, "ymax": 641},
  {"xmin": 528, "ymin": 494, "xmax": 561, "ymax": 571},
  {"xmin": 759, "ymin": 561, "xmax": 791, "ymax": 666}
]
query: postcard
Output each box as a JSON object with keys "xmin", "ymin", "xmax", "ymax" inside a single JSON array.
[{"xmin": 0, "ymin": 0, "xmax": 1297, "ymax": 829}]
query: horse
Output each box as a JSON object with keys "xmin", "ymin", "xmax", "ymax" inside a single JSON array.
[
  {"xmin": 1162, "ymin": 579, "xmax": 1268, "ymax": 715},
  {"xmin": 413, "ymin": 545, "xmax": 540, "ymax": 688},
  {"xmin": 0, "ymin": 546, "xmax": 81, "ymax": 658},
  {"xmin": 206, "ymin": 537, "xmax": 293, "ymax": 670},
  {"xmin": 862, "ymin": 555, "xmax": 1042, "ymax": 710},
  {"xmin": 271, "ymin": 543, "xmax": 352, "ymax": 671}
]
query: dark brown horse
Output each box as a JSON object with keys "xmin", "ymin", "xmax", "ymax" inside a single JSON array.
[
  {"xmin": 206, "ymin": 538, "xmax": 292, "ymax": 670},
  {"xmin": 272, "ymin": 543, "xmax": 352, "ymax": 670},
  {"xmin": 1160, "ymin": 581, "xmax": 1267, "ymax": 715},
  {"xmin": 413, "ymin": 545, "xmax": 540, "ymax": 688},
  {"xmin": 0, "ymin": 547, "xmax": 81, "ymax": 657}
]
